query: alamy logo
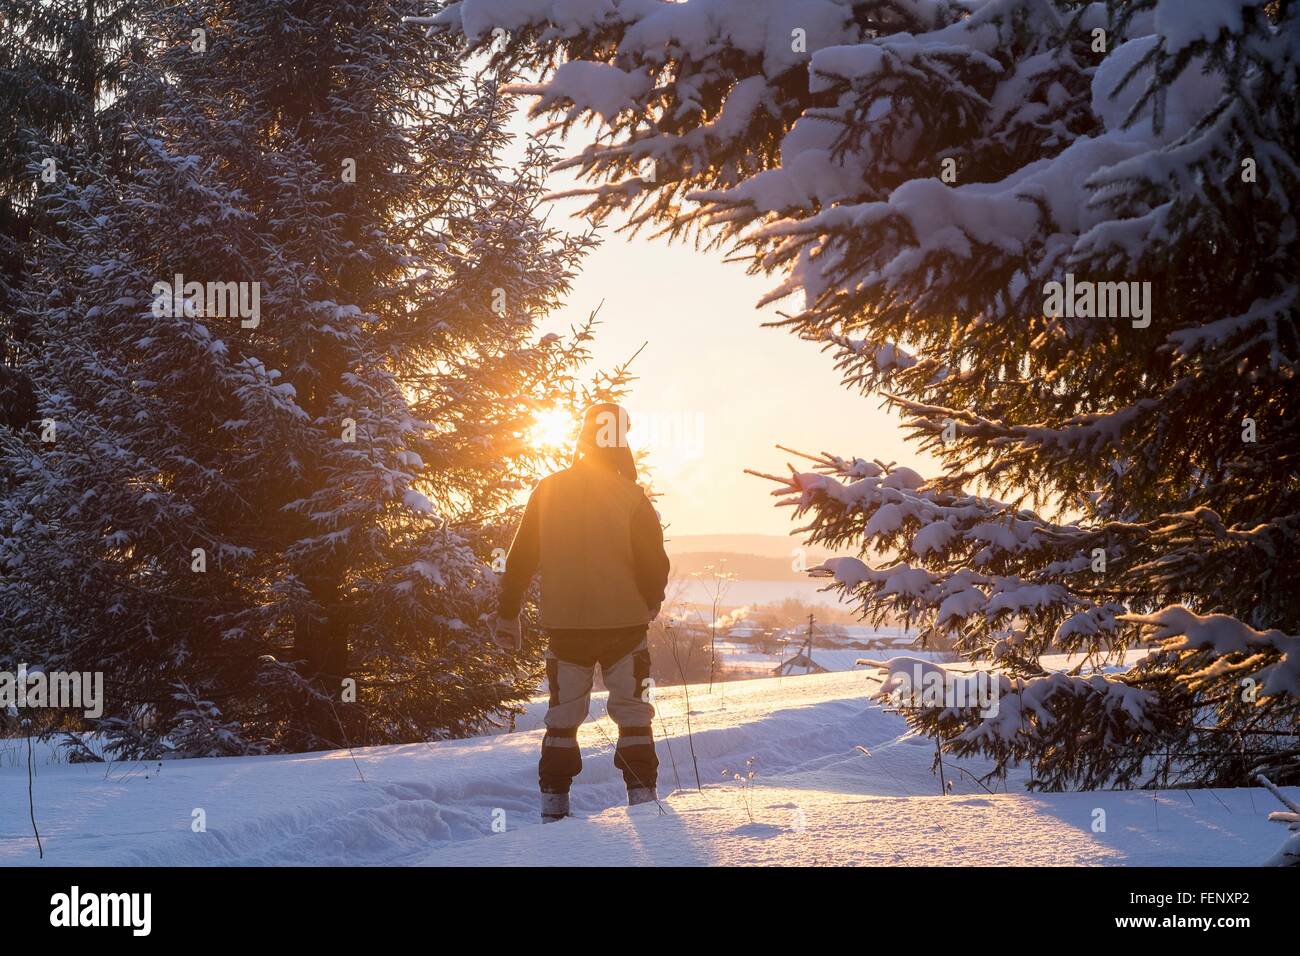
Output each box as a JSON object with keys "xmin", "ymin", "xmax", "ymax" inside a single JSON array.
[
  {"xmin": 151, "ymin": 273, "xmax": 261, "ymax": 328},
  {"xmin": 1042, "ymin": 273, "xmax": 1151, "ymax": 328},
  {"xmin": 0, "ymin": 664, "xmax": 102, "ymax": 719},
  {"xmin": 50, "ymin": 886, "xmax": 151, "ymax": 936}
]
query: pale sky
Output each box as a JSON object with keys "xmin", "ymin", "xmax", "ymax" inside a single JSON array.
[
  {"xmin": 535, "ymin": 204, "xmax": 933, "ymax": 538},
  {"xmin": 515, "ymin": 114, "xmax": 934, "ymax": 538}
]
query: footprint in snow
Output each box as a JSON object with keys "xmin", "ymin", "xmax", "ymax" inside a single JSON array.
[{"xmin": 729, "ymin": 822, "xmax": 785, "ymax": 839}]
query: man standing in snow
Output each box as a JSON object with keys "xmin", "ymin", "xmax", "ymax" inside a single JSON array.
[{"xmin": 494, "ymin": 403, "xmax": 670, "ymax": 822}]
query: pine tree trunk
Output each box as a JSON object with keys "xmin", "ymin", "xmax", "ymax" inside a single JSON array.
[
  {"xmin": 294, "ymin": 562, "xmax": 350, "ymax": 681},
  {"xmin": 292, "ymin": 328, "xmax": 351, "ymax": 735}
]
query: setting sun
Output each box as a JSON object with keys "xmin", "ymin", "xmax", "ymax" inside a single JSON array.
[{"xmin": 529, "ymin": 407, "xmax": 577, "ymax": 451}]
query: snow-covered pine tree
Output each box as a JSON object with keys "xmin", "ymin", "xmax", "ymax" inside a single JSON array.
[
  {"xmin": 428, "ymin": 0, "xmax": 1300, "ymax": 787},
  {"xmin": 0, "ymin": 1, "xmax": 140, "ymax": 431},
  {"xmin": 0, "ymin": 0, "xmax": 604, "ymax": 754}
]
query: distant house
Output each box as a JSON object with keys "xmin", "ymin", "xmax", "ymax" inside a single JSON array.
[
  {"xmin": 773, "ymin": 649, "xmax": 828, "ymax": 676},
  {"xmin": 770, "ymin": 616, "xmax": 927, "ymax": 675},
  {"xmin": 874, "ymin": 634, "xmax": 915, "ymax": 649},
  {"xmin": 774, "ymin": 648, "xmax": 886, "ymax": 674}
]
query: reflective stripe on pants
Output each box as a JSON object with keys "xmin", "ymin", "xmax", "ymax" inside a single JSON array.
[{"xmin": 539, "ymin": 638, "xmax": 658, "ymax": 795}]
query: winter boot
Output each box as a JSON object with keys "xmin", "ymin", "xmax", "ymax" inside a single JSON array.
[
  {"xmin": 627, "ymin": 786, "xmax": 657, "ymax": 807},
  {"xmin": 541, "ymin": 791, "xmax": 570, "ymax": 823}
]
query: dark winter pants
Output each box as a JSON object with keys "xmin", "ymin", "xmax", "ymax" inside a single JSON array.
[{"xmin": 540, "ymin": 627, "xmax": 658, "ymax": 796}]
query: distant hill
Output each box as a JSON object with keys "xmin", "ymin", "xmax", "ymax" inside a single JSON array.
[
  {"xmin": 667, "ymin": 551, "xmax": 822, "ymax": 581},
  {"xmin": 665, "ymin": 533, "xmax": 823, "ymax": 561}
]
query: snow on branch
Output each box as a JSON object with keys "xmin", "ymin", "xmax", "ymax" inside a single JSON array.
[{"xmin": 1123, "ymin": 606, "xmax": 1300, "ymax": 699}]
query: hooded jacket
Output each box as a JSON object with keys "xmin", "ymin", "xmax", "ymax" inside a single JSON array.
[{"xmin": 498, "ymin": 458, "xmax": 669, "ymax": 629}]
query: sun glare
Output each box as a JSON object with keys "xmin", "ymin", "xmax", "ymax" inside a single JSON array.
[{"xmin": 529, "ymin": 407, "xmax": 577, "ymax": 451}]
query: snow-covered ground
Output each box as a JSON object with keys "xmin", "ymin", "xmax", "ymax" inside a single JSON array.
[{"xmin": 0, "ymin": 669, "xmax": 1291, "ymax": 866}]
